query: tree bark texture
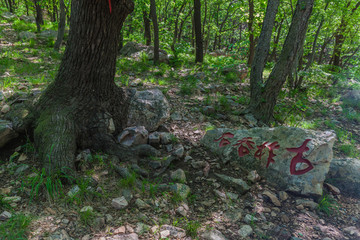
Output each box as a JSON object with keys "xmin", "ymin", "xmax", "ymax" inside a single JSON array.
[
  {"xmin": 34, "ymin": 0, "xmax": 44, "ymax": 32},
  {"xmin": 194, "ymin": 0, "xmax": 203, "ymax": 63},
  {"xmin": 54, "ymin": 0, "xmax": 66, "ymax": 51},
  {"xmin": 249, "ymin": 0, "xmax": 280, "ymax": 110},
  {"xmin": 251, "ymin": 0, "xmax": 314, "ymax": 124},
  {"xmin": 34, "ymin": 0, "xmax": 134, "ymax": 174},
  {"xmin": 150, "ymin": 0, "xmax": 159, "ymax": 64},
  {"xmin": 247, "ymin": 0, "xmax": 255, "ymax": 66},
  {"xmin": 143, "ymin": 10, "xmax": 151, "ymax": 46}
]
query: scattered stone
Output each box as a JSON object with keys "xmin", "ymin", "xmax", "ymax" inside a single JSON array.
[
  {"xmin": 244, "ymin": 214, "xmax": 258, "ymax": 224},
  {"xmin": 67, "ymin": 185, "xmax": 80, "ymax": 198},
  {"xmin": 247, "ymin": 170, "xmax": 260, "ymax": 183},
  {"xmin": 244, "ymin": 114, "xmax": 258, "ymax": 127},
  {"xmin": 110, "ymin": 233, "xmax": 138, "ymax": 240},
  {"xmin": 172, "ymin": 144, "xmax": 184, "ymax": 158},
  {"xmin": 160, "ymin": 225, "xmax": 186, "ymax": 238},
  {"xmin": 112, "ymin": 196, "xmax": 128, "ymax": 209},
  {"xmin": 117, "ymin": 126, "xmax": 148, "ymax": 147},
  {"xmin": 201, "ymin": 229, "xmax": 227, "ymax": 240},
  {"xmin": 170, "ymin": 169, "xmax": 186, "ymax": 183},
  {"xmin": 61, "ymin": 219, "xmax": 69, "ymax": 224},
  {"xmin": 135, "ymin": 199, "xmax": 150, "ymax": 209},
  {"xmin": 171, "ymin": 112, "xmax": 182, "ymax": 121},
  {"xmin": 18, "ymin": 31, "xmax": 36, "ymax": 40},
  {"xmin": 176, "ymin": 203, "xmax": 189, "ymax": 217},
  {"xmin": 0, "ymin": 120, "xmax": 19, "ymax": 148},
  {"xmin": 121, "ymin": 189, "xmax": 133, "ymax": 202},
  {"xmin": 262, "ymin": 190, "xmax": 281, "ymax": 207},
  {"xmin": 148, "ymin": 132, "xmax": 160, "ymax": 146},
  {"xmin": 238, "ymin": 225, "xmax": 253, "ymax": 238},
  {"xmin": 343, "ymin": 226, "xmax": 360, "ymax": 237},
  {"xmin": 14, "ymin": 164, "xmax": 29, "ymax": 175},
  {"xmin": 0, "ymin": 211, "xmax": 12, "ymax": 221},
  {"xmin": 19, "ymin": 15, "xmax": 35, "ymax": 22},
  {"xmin": 160, "ymin": 230, "xmax": 170, "ymax": 238},
  {"xmin": 296, "ymin": 199, "xmax": 318, "ymax": 210},
  {"xmin": 80, "ymin": 206, "xmax": 93, "ymax": 213},
  {"xmin": 3, "ymin": 196, "xmax": 21, "ymax": 203},
  {"xmin": 1, "ymin": 12, "xmax": 16, "ymax": 20},
  {"xmin": 215, "ymin": 173, "xmax": 250, "ymax": 194},
  {"xmin": 225, "ymin": 210, "xmax": 242, "ymax": 222},
  {"xmin": 279, "ymin": 191, "xmax": 289, "ymax": 201},
  {"xmin": 160, "ymin": 132, "xmax": 172, "ymax": 145},
  {"xmin": 39, "ymin": 30, "xmax": 57, "ymax": 38},
  {"xmin": 114, "ymin": 226, "xmax": 126, "ymax": 234},
  {"xmin": 191, "ymin": 160, "xmax": 207, "ymax": 169},
  {"xmin": 135, "ymin": 222, "xmax": 150, "ymax": 234},
  {"xmin": 126, "ymin": 225, "xmax": 135, "ymax": 233},
  {"xmin": 47, "ymin": 229, "xmax": 71, "ymax": 240},
  {"xmin": 1, "ymin": 104, "xmax": 10, "ymax": 113},
  {"xmin": 18, "ymin": 153, "xmax": 27, "ymax": 162},
  {"xmin": 127, "ymin": 89, "xmax": 170, "ymax": 131},
  {"xmin": 281, "ymin": 214, "xmax": 290, "ymax": 223},
  {"xmin": 169, "ymin": 183, "xmax": 191, "ymax": 199},
  {"xmin": 324, "ymin": 182, "xmax": 340, "ymax": 195}
]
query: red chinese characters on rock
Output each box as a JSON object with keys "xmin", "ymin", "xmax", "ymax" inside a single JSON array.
[
  {"xmin": 286, "ymin": 139, "xmax": 314, "ymax": 175},
  {"xmin": 214, "ymin": 133, "xmax": 314, "ymax": 175},
  {"xmin": 214, "ymin": 132, "xmax": 234, "ymax": 147},
  {"xmin": 233, "ymin": 137, "xmax": 255, "ymax": 157}
]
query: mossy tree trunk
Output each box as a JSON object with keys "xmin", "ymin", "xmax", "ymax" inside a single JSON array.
[{"xmin": 34, "ymin": 0, "xmax": 134, "ymax": 175}]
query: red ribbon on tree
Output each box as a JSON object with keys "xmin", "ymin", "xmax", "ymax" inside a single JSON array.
[{"xmin": 108, "ymin": 0, "xmax": 112, "ymax": 13}]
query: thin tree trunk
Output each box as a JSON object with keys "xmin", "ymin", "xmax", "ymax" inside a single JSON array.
[
  {"xmin": 54, "ymin": 0, "xmax": 66, "ymax": 51},
  {"xmin": 249, "ymin": 0, "xmax": 280, "ymax": 110},
  {"xmin": 143, "ymin": 10, "xmax": 151, "ymax": 46},
  {"xmin": 150, "ymin": 0, "xmax": 159, "ymax": 64},
  {"xmin": 247, "ymin": 0, "xmax": 255, "ymax": 65},
  {"xmin": 34, "ymin": 0, "xmax": 44, "ymax": 32},
  {"xmin": 194, "ymin": 0, "xmax": 203, "ymax": 63},
  {"xmin": 251, "ymin": 0, "xmax": 314, "ymax": 124}
]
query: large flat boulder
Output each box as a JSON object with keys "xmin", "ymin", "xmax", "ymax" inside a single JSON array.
[
  {"xmin": 0, "ymin": 120, "xmax": 18, "ymax": 148},
  {"xmin": 326, "ymin": 158, "xmax": 360, "ymax": 198},
  {"xmin": 202, "ymin": 127, "xmax": 336, "ymax": 198},
  {"xmin": 126, "ymin": 89, "xmax": 170, "ymax": 132},
  {"xmin": 120, "ymin": 42, "xmax": 169, "ymax": 63}
]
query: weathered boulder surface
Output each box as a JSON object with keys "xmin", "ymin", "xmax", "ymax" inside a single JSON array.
[
  {"xmin": 119, "ymin": 42, "xmax": 169, "ymax": 63},
  {"xmin": 127, "ymin": 89, "xmax": 170, "ymax": 132},
  {"xmin": 0, "ymin": 120, "xmax": 18, "ymax": 148},
  {"xmin": 326, "ymin": 158, "xmax": 360, "ymax": 198},
  {"xmin": 202, "ymin": 127, "xmax": 336, "ymax": 197}
]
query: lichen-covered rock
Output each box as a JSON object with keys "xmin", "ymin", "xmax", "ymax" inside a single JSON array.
[
  {"xmin": 127, "ymin": 89, "xmax": 170, "ymax": 131},
  {"xmin": 202, "ymin": 127, "xmax": 336, "ymax": 197},
  {"xmin": 0, "ymin": 120, "xmax": 18, "ymax": 148},
  {"xmin": 327, "ymin": 158, "xmax": 360, "ymax": 198}
]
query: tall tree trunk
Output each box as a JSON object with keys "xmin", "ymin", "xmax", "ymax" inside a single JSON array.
[
  {"xmin": 150, "ymin": 0, "xmax": 159, "ymax": 64},
  {"xmin": 318, "ymin": 36, "xmax": 331, "ymax": 64},
  {"xmin": 54, "ymin": 0, "xmax": 66, "ymax": 51},
  {"xmin": 194, "ymin": 0, "xmax": 203, "ymax": 63},
  {"xmin": 249, "ymin": 0, "xmax": 280, "ymax": 110},
  {"xmin": 143, "ymin": 10, "xmax": 151, "ymax": 46},
  {"xmin": 34, "ymin": 0, "xmax": 44, "ymax": 32},
  {"xmin": 247, "ymin": 0, "xmax": 255, "ymax": 66},
  {"xmin": 250, "ymin": 0, "xmax": 314, "ymax": 124},
  {"xmin": 269, "ymin": 18, "xmax": 283, "ymax": 62},
  {"xmin": 33, "ymin": 0, "xmax": 135, "ymax": 174},
  {"xmin": 171, "ymin": 1, "xmax": 187, "ymax": 52}
]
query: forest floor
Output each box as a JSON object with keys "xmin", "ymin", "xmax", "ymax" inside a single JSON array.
[{"xmin": 1, "ymin": 17, "xmax": 360, "ymax": 240}]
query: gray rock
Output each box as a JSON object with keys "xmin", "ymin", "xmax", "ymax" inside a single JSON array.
[
  {"xmin": 18, "ymin": 31, "xmax": 36, "ymax": 40},
  {"xmin": 238, "ymin": 225, "xmax": 253, "ymax": 238},
  {"xmin": 262, "ymin": 190, "xmax": 281, "ymax": 207},
  {"xmin": 244, "ymin": 214, "xmax": 258, "ymax": 224},
  {"xmin": 247, "ymin": 170, "xmax": 260, "ymax": 183},
  {"xmin": 135, "ymin": 222, "xmax": 150, "ymax": 234},
  {"xmin": 19, "ymin": 15, "xmax": 35, "ymax": 22},
  {"xmin": 170, "ymin": 112, "xmax": 182, "ymax": 121},
  {"xmin": 203, "ymin": 106, "xmax": 215, "ymax": 115},
  {"xmin": 0, "ymin": 211, "xmax": 12, "ymax": 221},
  {"xmin": 169, "ymin": 183, "xmax": 191, "ymax": 199},
  {"xmin": 47, "ymin": 229, "xmax": 72, "ymax": 240},
  {"xmin": 39, "ymin": 30, "xmax": 57, "ymax": 39},
  {"xmin": 117, "ymin": 126, "xmax": 148, "ymax": 147},
  {"xmin": 160, "ymin": 132, "xmax": 172, "ymax": 145},
  {"xmin": 201, "ymin": 229, "xmax": 227, "ymax": 240},
  {"xmin": 172, "ymin": 144, "xmax": 184, "ymax": 158},
  {"xmin": 344, "ymin": 226, "xmax": 360, "ymax": 237},
  {"xmin": 244, "ymin": 114, "xmax": 258, "ymax": 127},
  {"xmin": 327, "ymin": 158, "xmax": 360, "ymax": 198},
  {"xmin": 148, "ymin": 132, "xmax": 160, "ymax": 146},
  {"xmin": 202, "ymin": 127, "xmax": 336, "ymax": 197},
  {"xmin": 170, "ymin": 169, "xmax": 186, "ymax": 183},
  {"xmin": 341, "ymin": 90, "xmax": 360, "ymax": 108},
  {"xmin": 120, "ymin": 42, "xmax": 169, "ymax": 63},
  {"xmin": 112, "ymin": 196, "xmax": 128, "ymax": 209},
  {"xmin": 3, "ymin": 196, "xmax": 21, "ymax": 203},
  {"xmin": 14, "ymin": 164, "xmax": 29, "ymax": 175},
  {"xmin": 108, "ymin": 233, "xmax": 138, "ymax": 240},
  {"xmin": 127, "ymin": 89, "xmax": 170, "ymax": 131},
  {"xmin": 1, "ymin": 12, "xmax": 16, "ymax": 20},
  {"xmin": 279, "ymin": 191, "xmax": 289, "ymax": 201},
  {"xmin": 135, "ymin": 199, "xmax": 150, "ymax": 209},
  {"xmin": 176, "ymin": 203, "xmax": 189, "ymax": 217},
  {"xmin": 1, "ymin": 104, "xmax": 10, "ymax": 113},
  {"xmin": 80, "ymin": 206, "xmax": 93, "ymax": 213},
  {"xmin": 0, "ymin": 120, "xmax": 19, "ymax": 148},
  {"xmin": 296, "ymin": 199, "xmax": 318, "ymax": 210},
  {"xmin": 159, "ymin": 225, "xmax": 186, "ymax": 238},
  {"xmin": 67, "ymin": 185, "xmax": 80, "ymax": 198},
  {"xmin": 215, "ymin": 173, "xmax": 250, "ymax": 194}
]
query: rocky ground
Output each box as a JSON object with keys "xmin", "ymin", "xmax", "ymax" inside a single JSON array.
[{"xmin": 1, "ymin": 13, "xmax": 360, "ymax": 240}]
